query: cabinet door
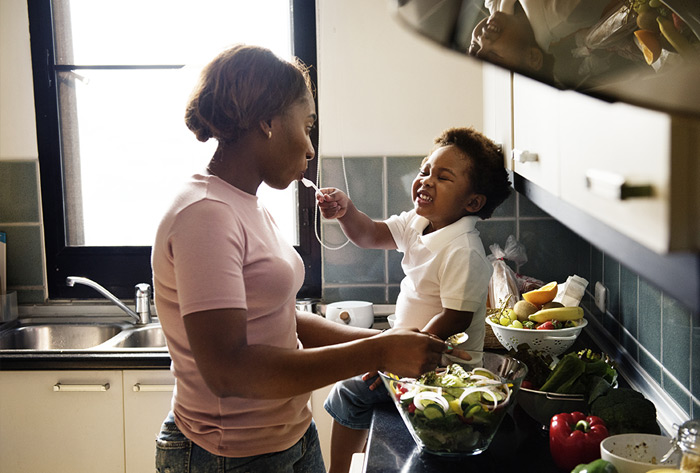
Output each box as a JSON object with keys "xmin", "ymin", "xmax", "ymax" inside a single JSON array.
[
  {"xmin": 512, "ymin": 74, "xmax": 562, "ymax": 197},
  {"xmin": 483, "ymin": 63, "xmax": 513, "ymax": 170},
  {"xmin": 123, "ymin": 370, "xmax": 174, "ymax": 473},
  {"xmin": 0, "ymin": 370, "xmax": 124, "ymax": 473},
  {"xmin": 558, "ymin": 91, "xmax": 672, "ymax": 252}
]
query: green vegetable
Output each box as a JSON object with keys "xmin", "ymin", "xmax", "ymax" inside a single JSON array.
[
  {"xmin": 539, "ymin": 349, "xmax": 617, "ymax": 403},
  {"xmin": 589, "ymin": 388, "xmax": 661, "ymax": 435},
  {"xmin": 571, "ymin": 458, "xmax": 618, "ymax": 473}
]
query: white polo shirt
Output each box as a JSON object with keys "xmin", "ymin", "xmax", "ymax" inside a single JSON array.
[{"xmin": 385, "ymin": 210, "xmax": 493, "ymax": 351}]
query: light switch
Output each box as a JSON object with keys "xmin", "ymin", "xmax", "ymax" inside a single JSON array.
[{"xmin": 595, "ymin": 282, "xmax": 607, "ymax": 313}]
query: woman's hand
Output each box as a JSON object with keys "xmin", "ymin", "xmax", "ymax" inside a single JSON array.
[
  {"xmin": 374, "ymin": 328, "xmax": 447, "ymax": 378},
  {"xmin": 316, "ymin": 188, "xmax": 350, "ymax": 219}
]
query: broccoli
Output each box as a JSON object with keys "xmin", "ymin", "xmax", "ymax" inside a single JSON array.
[{"xmin": 589, "ymin": 388, "xmax": 661, "ymax": 435}]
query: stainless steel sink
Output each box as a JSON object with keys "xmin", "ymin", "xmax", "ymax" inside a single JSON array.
[
  {"xmin": 0, "ymin": 323, "xmax": 126, "ymax": 350},
  {"xmin": 0, "ymin": 318, "xmax": 166, "ymax": 352},
  {"xmin": 102, "ymin": 324, "xmax": 166, "ymax": 349}
]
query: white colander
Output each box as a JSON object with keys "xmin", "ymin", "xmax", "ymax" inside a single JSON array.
[{"xmin": 485, "ymin": 317, "xmax": 588, "ymax": 356}]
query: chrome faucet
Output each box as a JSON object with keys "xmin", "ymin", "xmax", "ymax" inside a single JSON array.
[{"xmin": 66, "ymin": 276, "xmax": 153, "ymax": 325}]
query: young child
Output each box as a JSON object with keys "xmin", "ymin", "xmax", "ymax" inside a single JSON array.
[{"xmin": 316, "ymin": 126, "xmax": 512, "ymax": 473}]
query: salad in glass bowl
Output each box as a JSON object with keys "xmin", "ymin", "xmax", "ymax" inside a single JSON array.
[{"xmin": 379, "ymin": 351, "xmax": 528, "ymax": 456}]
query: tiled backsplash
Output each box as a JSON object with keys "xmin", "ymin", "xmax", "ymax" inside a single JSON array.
[
  {"xmin": 319, "ymin": 155, "xmax": 699, "ymax": 419},
  {"xmin": 2, "ymin": 156, "xmax": 698, "ymax": 418}
]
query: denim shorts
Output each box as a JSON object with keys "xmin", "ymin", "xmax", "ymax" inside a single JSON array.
[
  {"xmin": 155, "ymin": 412, "xmax": 325, "ymax": 473},
  {"xmin": 323, "ymin": 374, "xmax": 391, "ymax": 430}
]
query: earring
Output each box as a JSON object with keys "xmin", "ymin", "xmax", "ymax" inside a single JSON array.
[{"xmin": 268, "ymin": 131, "xmax": 272, "ymax": 139}]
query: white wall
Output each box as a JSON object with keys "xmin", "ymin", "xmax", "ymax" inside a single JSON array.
[
  {"xmin": 0, "ymin": 0, "xmax": 38, "ymax": 160},
  {"xmin": 317, "ymin": 0, "xmax": 483, "ymax": 157}
]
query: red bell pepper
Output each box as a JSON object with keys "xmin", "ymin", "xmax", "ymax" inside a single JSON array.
[{"xmin": 549, "ymin": 411, "xmax": 609, "ymax": 471}]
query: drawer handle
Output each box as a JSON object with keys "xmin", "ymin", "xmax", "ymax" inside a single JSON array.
[
  {"xmin": 133, "ymin": 383, "xmax": 174, "ymax": 392},
  {"xmin": 53, "ymin": 382, "xmax": 110, "ymax": 392},
  {"xmin": 512, "ymin": 149, "xmax": 539, "ymax": 163},
  {"xmin": 585, "ymin": 169, "xmax": 653, "ymax": 200}
]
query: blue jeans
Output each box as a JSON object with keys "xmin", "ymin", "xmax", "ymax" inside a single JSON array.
[
  {"xmin": 155, "ymin": 412, "xmax": 325, "ymax": 473},
  {"xmin": 323, "ymin": 374, "xmax": 390, "ymax": 430}
]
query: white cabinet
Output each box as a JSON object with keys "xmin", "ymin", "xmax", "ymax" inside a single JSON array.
[
  {"xmin": 123, "ymin": 370, "xmax": 174, "ymax": 473},
  {"xmin": 482, "ymin": 63, "xmax": 513, "ymax": 170},
  {"xmin": 0, "ymin": 369, "xmax": 174, "ymax": 473},
  {"xmin": 512, "ymin": 74, "xmax": 562, "ymax": 197},
  {"xmin": 0, "ymin": 370, "xmax": 125, "ymax": 473},
  {"xmin": 310, "ymin": 384, "xmax": 334, "ymax": 468},
  {"xmin": 507, "ymin": 73, "xmax": 700, "ymax": 253}
]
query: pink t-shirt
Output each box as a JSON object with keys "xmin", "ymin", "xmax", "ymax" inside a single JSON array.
[{"xmin": 152, "ymin": 173, "xmax": 311, "ymax": 457}]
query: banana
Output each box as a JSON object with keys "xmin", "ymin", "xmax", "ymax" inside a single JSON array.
[
  {"xmin": 528, "ymin": 306, "xmax": 584, "ymax": 323},
  {"xmin": 657, "ymin": 16, "xmax": 693, "ymax": 57}
]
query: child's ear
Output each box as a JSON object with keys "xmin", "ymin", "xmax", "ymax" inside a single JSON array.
[
  {"xmin": 527, "ymin": 47, "xmax": 544, "ymax": 71},
  {"xmin": 465, "ymin": 194, "xmax": 486, "ymax": 213}
]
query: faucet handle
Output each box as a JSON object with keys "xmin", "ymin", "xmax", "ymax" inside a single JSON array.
[{"xmin": 134, "ymin": 283, "xmax": 152, "ymax": 324}]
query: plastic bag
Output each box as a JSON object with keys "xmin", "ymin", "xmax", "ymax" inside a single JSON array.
[{"xmin": 487, "ymin": 235, "xmax": 528, "ymax": 309}]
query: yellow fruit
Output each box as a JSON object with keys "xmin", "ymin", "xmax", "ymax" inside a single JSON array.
[
  {"xmin": 657, "ymin": 16, "xmax": 693, "ymax": 56},
  {"xmin": 522, "ymin": 281, "xmax": 558, "ymax": 306},
  {"xmin": 513, "ymin": 300, "xmax": 539, "ymax": 321},
  {"xmin": 635, "ymin": 29, "xmax": 662, "ymax": 64},
  {"xmin": 542, "ymin": 301, "xmax": 564, "ymax": 309},
  {"xmin": 528, "ymin": 306, "xmax": 584, "ymax": 323}
]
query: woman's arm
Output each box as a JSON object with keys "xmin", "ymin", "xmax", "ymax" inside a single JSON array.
[
  {"xmin": 184, "ymin": 308, "xmax": 446, "ymax": 400},
  {"xmin": 295, "ymin": 310, "xmax": 378, "ymax": 347}
]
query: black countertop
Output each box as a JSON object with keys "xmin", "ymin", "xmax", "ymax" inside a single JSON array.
[
  {"xmin": 364, "ymin": 392, "xmax": 563, "ymax": 473},
  {"xmin": 0, "ymin": 351, "xmax": 171, "ymax": 370}
]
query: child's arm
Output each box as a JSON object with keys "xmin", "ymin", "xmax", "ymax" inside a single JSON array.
[
  {"xmin": 422, "ymin": 308, "xmax": 474, "ymax": 340},
  {"xmin": 317, "ymin": 188, "xmax": 396, "ymax": 249}
]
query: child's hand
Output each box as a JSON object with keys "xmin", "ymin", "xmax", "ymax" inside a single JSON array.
[
  {"xmin": 316, "ymin": 188, "xmax": 350, "ymax": 219},
  {"xmin": 361, "ymin": 371, "xmax": 383, "ymax": 391}
]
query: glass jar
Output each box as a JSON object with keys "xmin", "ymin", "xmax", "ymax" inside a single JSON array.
[{"xmin": 679, "ymin": 420, "xmax": 700, "ymax": 473}]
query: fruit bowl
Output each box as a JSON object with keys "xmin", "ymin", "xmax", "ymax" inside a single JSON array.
[
  {"xmin": 379, "ymin": 351, "xmax": 528, "ymax": 457},
  {"xmin": 486, "ymin": 317, "xmax": 588, "ymax": 356}
]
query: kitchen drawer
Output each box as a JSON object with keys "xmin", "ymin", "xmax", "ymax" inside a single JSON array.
[
  {"xmin": 558, "ymin": 91, "xmax": 699, "ymax": 253},
  {"xmin": 558, "ymin": 92, "xmax": 670, "ymax": 252}
]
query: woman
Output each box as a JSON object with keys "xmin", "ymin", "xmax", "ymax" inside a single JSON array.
[{"xmin": 152, "ymin": 44, "xmax": 448, "ymax": 472}]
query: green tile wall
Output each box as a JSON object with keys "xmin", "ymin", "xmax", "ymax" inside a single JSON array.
[
  {"xmin": 319, "ymin": 155, "xmax": 699, "ymax": 420},
  {"xmin": 0, "ymin": 160, "xmax": 45, "ymax": 303}
]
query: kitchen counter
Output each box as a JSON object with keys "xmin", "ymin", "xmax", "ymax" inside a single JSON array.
[
  {"xmin": 0, "ymin": 350, "xmax": 171, "ymax": 370},
  {"xmin": 364, "ymin": 401, "xmax": 561, "ymax": 473}
]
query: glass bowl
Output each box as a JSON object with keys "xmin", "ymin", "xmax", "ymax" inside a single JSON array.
[{"xmin": 379, "ymin": 351, "xmax": 528, "ymax": 457}]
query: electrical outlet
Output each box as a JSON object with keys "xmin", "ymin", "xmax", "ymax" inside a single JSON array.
[{"xmin": 595, "ymin": 282, "xmax": 607, "ymax": 313}]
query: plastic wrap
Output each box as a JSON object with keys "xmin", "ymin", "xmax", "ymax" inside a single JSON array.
[{"xmin": 487, "ymin": 235, "xmax": 528, "ymax": 309}]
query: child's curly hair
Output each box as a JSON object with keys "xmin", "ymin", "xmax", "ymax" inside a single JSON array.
[{"xmin": 433, "ymin": 127, "xmax": 511, "ymax": 219}]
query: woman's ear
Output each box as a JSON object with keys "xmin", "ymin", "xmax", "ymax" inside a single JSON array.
[
  {"xmin": 259, "ymin": 119, "xmax": 273, "ymax": 139},
  {"xmin": 465, "ymin": 194, "xmax": 486, "ymax": 213}
]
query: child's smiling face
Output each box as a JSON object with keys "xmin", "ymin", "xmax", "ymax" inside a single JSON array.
[{"xmin": 411, "ymin": 145, "xmax": 485, "ymax": 233}]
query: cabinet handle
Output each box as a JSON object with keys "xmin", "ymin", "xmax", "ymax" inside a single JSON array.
[
  {"xmin": 512, "ymin": 149, "xmax": 539, "ymax": 163},
  {"xmin": 133, "ymin": 383, "xmax": 174, "ymax": 392},
  {"xmin": 53, "ymin": 382, "xmax": 110, "ymax": 392},
  {"xmin": 585, "ymin": 169, "xmax": 654, "ymax": 200}
]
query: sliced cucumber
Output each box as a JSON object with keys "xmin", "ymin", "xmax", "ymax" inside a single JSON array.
[{"xmin": 422, "ymin": 404, "xmax": 445, "ymax": 420}]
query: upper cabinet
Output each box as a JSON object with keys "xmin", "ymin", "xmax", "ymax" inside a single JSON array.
[{"xmin": 510, "ymin": 73, "xmax": 699, "ymax": 254}]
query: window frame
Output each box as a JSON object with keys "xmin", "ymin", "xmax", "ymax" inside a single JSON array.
[{"xmin": 27, "ymin": 0, "xmax": 321, "ymax": 300}]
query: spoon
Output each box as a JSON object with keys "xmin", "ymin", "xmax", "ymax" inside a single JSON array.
[
  {"xmin": 445, "ymin": 332, "xmax": 469, "ymax": 349},
  {"xmin": 300, "ymin": 177, "xmax": 321, "ymax": 195}
]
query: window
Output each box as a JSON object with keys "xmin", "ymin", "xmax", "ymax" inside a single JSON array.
[{"xmin": 28, "ymin": 0, "xmax": 320, "ymax": 300}]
